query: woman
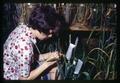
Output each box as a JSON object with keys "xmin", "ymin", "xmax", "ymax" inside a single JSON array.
[{"xmin": 3, "ymin": 5, "xmax": 66, "ymax": 80}]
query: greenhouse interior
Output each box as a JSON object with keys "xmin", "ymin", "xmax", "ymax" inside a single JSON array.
[{"xmin": 2, "ymin": 3, "xmax": 117, "ymax": 80}]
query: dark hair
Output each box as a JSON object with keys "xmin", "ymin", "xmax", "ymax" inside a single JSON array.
[{"xmin": 28, "ymin": 5, "xmax": 65, "ymax": 36}]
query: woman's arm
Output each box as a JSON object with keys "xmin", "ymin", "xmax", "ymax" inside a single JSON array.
[
  {"xmin": 39, "ymin": 51, "xmax": 59, "ymax": 61},
  {"xmin": 19, "ymin": 51, "xmax": 62, "ymax": 80},
  {"xmin": 39, "ymin": 52, "xmax": 51, "ymax": 61},
  {"xmin": 19, "ymin": 61, "xmax": 56, "ymax": 80}
]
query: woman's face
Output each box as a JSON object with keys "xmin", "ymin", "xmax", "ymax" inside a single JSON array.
[{"xmin": 36, "ymin": 30, "xmax": 53, "ymax": 40}]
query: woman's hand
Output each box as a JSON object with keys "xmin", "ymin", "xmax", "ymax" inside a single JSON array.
[{"xmin": 46, "ymin": 51, "xmax": 63, "ymax": 62}]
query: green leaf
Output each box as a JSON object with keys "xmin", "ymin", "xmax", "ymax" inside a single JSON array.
[
  {"xmin": 105, "ymin": 49, "xmax": 114, "ymax": 80},
  {"xmin": 88, "ymin": 48, "xmax": 109, "ymax": 58},
  {"xmin": 87, "ymin": 61, "xmax": 96, "ymax": 67},
  {"xmin": 81, "ymin": 72, "xmax": 91, "ymax": 80},
  {"xmin": 104, "ymin": 43, "xmax": 115, "ymax": 50},
  {"xmin": 93, "ymin": 71, "xmax": 103, "ymax": 79},
  {"xmin": 86, "ymin": 26, "xmax": 97, "ymax": 44}
]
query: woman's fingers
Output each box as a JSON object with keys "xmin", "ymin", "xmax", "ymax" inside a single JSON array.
[
  {"xmin": 46, "ymin": 52, "xmax": 58, "ymax": 62},
  {"xmin": 58, "ymin": 52, "xmax": 64, "ymax": 57},
  {"xmin": 46, "ymin": 51, "xmax": 64, "ymax": 62},
  {"xmin": 47, "ymin": 60, "xmax": 57, "ymax": 65}
]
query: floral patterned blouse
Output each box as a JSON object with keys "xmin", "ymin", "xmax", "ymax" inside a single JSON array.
[{"xmin": 3, "ymin": 24, "xmax": 36, "ymax": 80}]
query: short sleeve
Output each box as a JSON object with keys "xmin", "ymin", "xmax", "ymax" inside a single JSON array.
[{"xmin": 18, "ymin": 40, "xmax": 33, "ymax": 78}]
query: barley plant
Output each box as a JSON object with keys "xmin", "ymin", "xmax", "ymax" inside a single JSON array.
[
  {"xmin": 35, "ymin": 3, "xmax": 117, "ymax": 80},
  {"xmin": 55, "ymin": 3, "xmax": 117, "ymax": 80}
]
